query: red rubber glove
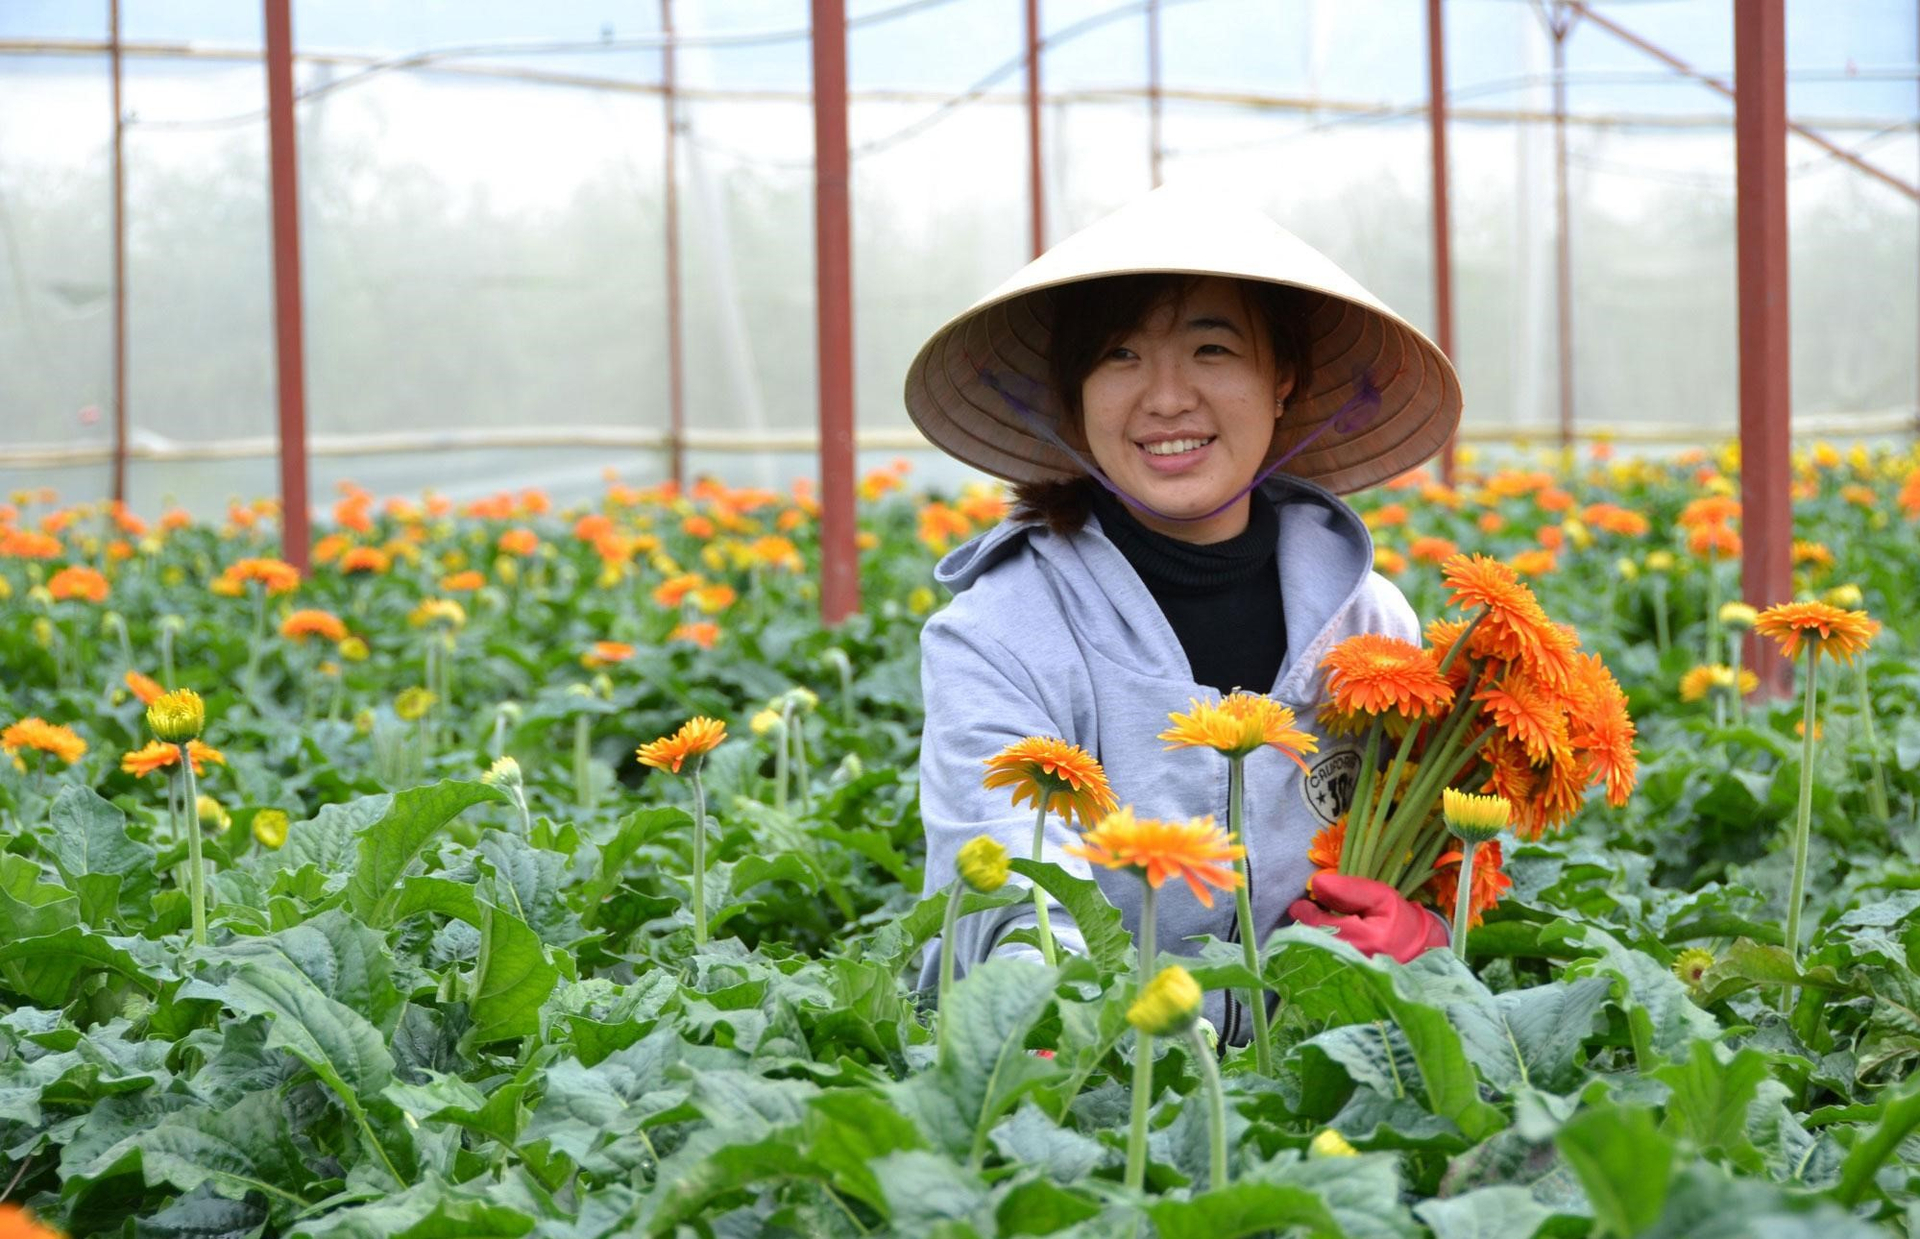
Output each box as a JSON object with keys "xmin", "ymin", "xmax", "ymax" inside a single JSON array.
[{"xmin": 1287, "ymin": 874, "xmax": 1448, "ymax": 964}]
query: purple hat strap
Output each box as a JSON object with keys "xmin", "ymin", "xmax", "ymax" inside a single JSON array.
[{"xmin": 970, "ymin": 360, "xmax": 1386, "ymax": 523}]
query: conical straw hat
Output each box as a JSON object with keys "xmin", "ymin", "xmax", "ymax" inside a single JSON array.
[{"xmin": 903, "ymin": 185, "xmax": 1462, "ymax": 496}]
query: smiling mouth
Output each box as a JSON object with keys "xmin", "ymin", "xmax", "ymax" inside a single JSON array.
[{"xmin": 1138, "ymin": 436, "xmax": 1216, "ymax": 457}]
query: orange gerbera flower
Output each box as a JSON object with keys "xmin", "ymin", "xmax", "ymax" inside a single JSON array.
[
  {"xmin": 0, "ymin": 1202, "xmax": 66, "ymax": 1238},
  {"xmin": 652, "ymin": 573, "xmax": 704, "ymax": 608},
  {"xmin": 1790, "ymin": 540, "xmax": 1835, "ymax": 569},
  {"xmin": 636, "ymin": 716, "xmax": 727, "ymax": 774},
  {"xmin": 124, "ymin": 670, "xmax": 166, "ymax": 704},
  {"xmin": 583, "ymin": 640, "xmax": 636, "ymax": 667},
  {"xmin": 1, "ymin": 529, "xmax": 63, "ymax": 559},
  {"xmin": 280, "ymin": 609, "xmax": 348, "ymax": 643},
  {"xmin": 441, "ymin": 570, "xmax": 485, "ymax": 591},
  {"xmin": 1307, "ymin": 817, "xmax": 1347, "ymax": 872},
  {"xmin": 1407, "ymin": 535, "xmax": 1458, "ymax": 565},
  {"xmin": 120, "ymin": 739, "xmax": 225, "ymax": 778},
  {"xmin": 47, "ymin": 565, "xmax": 109, "ymax": 603},
  {"xmin": 1065, "ymin": 806, "xmax": 1245, "ymax": 907},
  {"xmin": 2, "ymin": 718, "xmax": 87, "ymax": 765},
  {"xmin": 1442, "ymin": 554, "xmax": 1575, "ymax": 687},
  {"xmin": 1898, "ymin": 470, "xmax": 1920, "ymax": 519},
  {"xmin": 670, "ymin": 621, "xmax": 720, "ymax": 649},
  {"xmin": 498, "ymin": 528, "xmax": 540, "ymax": 556},
  {"xmin": 1686, "ymin": 522, "xmax": 1742, "ymax": 560},
  {"xmin": 1159, "ymin": 692, "xmax": 1319, "ymax": 768},
  {"xmin": 1565, "ymin": 653, "xmax": 1638, "ymax": 808},
  {"xmin": 337, "ymin": 546, "xmax": 390, "ymax": 575},
  {"xmin": 1678, "ymin": 495, "xmax": 1741, "ymax": 529},
  {"xmin": 226, "ymin": 557, "xmax": 302, "ymax": 593},
  {"xmin": 981, "ymin": 736, "xmax": 1118, "ymax": 830},
  {"xmin": 1422, "ymin": 839, "xmax": 1512, "ymax": 929},
  {"xmin": 1753, "ymin": 601, "xmax": 1878, "ymax": 665},
  {"xmin": 1474, "ymin": 673, "xmax": 1569, "ymax": 765},
  {"xmin": 1320, "ymin": 634, "xmax": 1455, "ymax": 720}
]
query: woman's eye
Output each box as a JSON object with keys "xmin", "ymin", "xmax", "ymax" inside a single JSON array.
[
  {"xmin": 1196, "ymin": 343, "xmax": 1231, "ymax": 356},
  {"xmin": 1106, "ymin": 346, "xmax": 1137, "ymax": 361}
]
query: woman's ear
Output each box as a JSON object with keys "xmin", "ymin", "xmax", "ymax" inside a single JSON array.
[{"xmin": 1273, "ymin": 369, "xmax": 1297, "ymax": 417}]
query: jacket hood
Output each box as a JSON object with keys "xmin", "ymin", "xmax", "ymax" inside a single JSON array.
[{"xmin": 933, "ymin": 473, "xmax": 1378, "ymax": 696}]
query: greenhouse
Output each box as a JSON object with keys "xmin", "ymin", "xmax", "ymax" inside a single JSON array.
[{"xmin": 2, "ymin": 1, "xmax": 1918, "ymax": 1235}]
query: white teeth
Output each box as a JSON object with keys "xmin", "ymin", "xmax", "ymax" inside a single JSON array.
[{"xmin": 1142, "ymin": 437, "xmax": 1213, "ymax": 457}]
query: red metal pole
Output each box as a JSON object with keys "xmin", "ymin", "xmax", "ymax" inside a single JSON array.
[
  {"xmin": 662, "ymin": 0, "xmax": 686, "ymax": 489},
  {"xmin": 1734, "ymin": 0, "xmax": 1792, "ymax": 697},
  {"xmin": 109, "ymin": 0, "xmax": 127, "ymax": 505},
  {"xmin": 1026, "ymin": 0, "xmax": 1044, "ymax": 257},
  {"xmin": 812, "ymin": 0, "xmax": 858, "ymax": 623},
  {"xmin": 1426, "ymin": 0, "xmax": 1455, "ymax": 485},
  {"xmin": 1146, "ymin": 0, "xmax": 1162, "ymax": 188},
  {"xmin": 263, "ymin": 0, "xmax": 310, "ymax": 573},
  {"xmin": 1552, "ymin": 4, "xmax": 1574, "ymax": 455}
]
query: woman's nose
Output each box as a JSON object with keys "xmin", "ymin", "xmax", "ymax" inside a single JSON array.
[{"xmin": 1140, "ymin": 354, "xmax": 1199, "ymax": 417}]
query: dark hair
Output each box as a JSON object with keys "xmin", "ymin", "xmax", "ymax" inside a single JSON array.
[{"xmin": 1009, "ymin": 274, "xmax": 1319, "ymax": 534}]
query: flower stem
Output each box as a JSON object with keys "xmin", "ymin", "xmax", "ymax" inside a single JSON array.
[
  {"xmin": 573, "ymin": 714, "xmax": 594, "ymax": 809},
  {"xmin": 1784, "ymin": 644, "xmax": 1820, "ymax": 967},
  {"xmin": 1652, "ymin": 578, "xmax": 1671, "ymax": 654},
  {"xmin": 1029, "ymin": 799, "xmax": 1058, "ymax": 967},
  {"xmin": 1125, "ymin": 883, "xmax": 1158, "ymax": 1193},
  {"xmin": 179, "ymin": 746, "xmax": 208, "ymax": 947},
  {"xmin": 773, "ymin": 705, "xmax": 792, "ymax": 812},
  {"xmin": 936, "ymin": 876, "xmax": 965, "ymax": 1061},
  {"xmin": 1450, "ymin": 839, "xmax": 1477, "ymax": 959},
  {"xmin": 1187, "ymin": 1022, "xmax": 1229, "ymax": 1192},
  {"xmin": 1227, "ymin": 758, "xmax": 1272, "ymax": 1076},
  {"xmin": 790, "ymin": 712, "xmax": 811, "ymax": 814},
  {"xmin": 1337, "ymin": 719, "xmax": 1384, "ymax": 877},
  {"xmin": 1704, "ymin": 560, "xmax": 1722, "ymax": 664},
  {"xmin": 1728, "ymin": 633, "xmax": 1746, "ymax": 725},
  {"xmin": 690, "ymin": 763, "xmax": 709, "ymax": 947},
  {"xmin": 1856, "ymin": 663, "xmax": 1891, "ymax": 825}
]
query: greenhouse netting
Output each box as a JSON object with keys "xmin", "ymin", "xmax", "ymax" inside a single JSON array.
[{"xmin": 1, "ymin": 0, "xmax": 1914, "ymax": 513}]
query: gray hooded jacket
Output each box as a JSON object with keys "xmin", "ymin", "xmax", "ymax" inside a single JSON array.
[{"xmin": 917, "ymin": 473, "xmax": 1422, "ymax": 1043}]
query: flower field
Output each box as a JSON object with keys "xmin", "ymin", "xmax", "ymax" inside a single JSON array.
[{"xmin": 2, "ymin": 445, "xmax": 1920, "ymax": 1237}]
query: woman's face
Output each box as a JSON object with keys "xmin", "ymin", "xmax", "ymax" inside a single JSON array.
[{"xmin": 1079, "ymin": 276, "xmax": 1292, "ymax": 544}]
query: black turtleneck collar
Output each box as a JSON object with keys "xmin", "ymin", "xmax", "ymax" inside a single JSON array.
[
  {"xmin": 1086, "ymin": 484, "xmax": 1287, "ymax": 695},
  {"xmin": 1087, "ymin": 484, "xmax": 1279, "ymax": 591}
]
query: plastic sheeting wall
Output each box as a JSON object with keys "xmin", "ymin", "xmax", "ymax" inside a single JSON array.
[{"xmin": 0, "ymin": 0, "xmax": 1915, "ymax": 512}]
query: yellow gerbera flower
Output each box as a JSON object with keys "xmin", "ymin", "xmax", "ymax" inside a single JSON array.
[{"xmin": 1159, "ymin": 692, "xmax": 1319, "ymax": 768}]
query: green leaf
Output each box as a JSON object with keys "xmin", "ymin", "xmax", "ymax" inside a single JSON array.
[
  {"xmin": 994, "ymin": 1177, "xmax": 1102, "ymax": 1234},
  {"xmin": 466, "ymin": 901, "xmax": 559, "ymax": 1047},
  {"xmin": 183, "ymin": 961, "xmax": 393, "ymax": 1111},
  {"xmin": 1544, "ymin": 922, "xmax": 1720, "ymax": 1068},
  {"xmin": 1414, "ymin": 1186, "xmax": 1559, "ymax": 1239},
  {"xmin": 0, "ymin": 927, "xmax": 167, "ymax": 1004},
  {"xmin": 119, "ymin": 1091, "xmax": 316, "ymax": 1216},
  {"xmin": 1652, "ymin": 1041, "xmax": 1773, "ymax": 1173},
  {"xmin": 0, "ymin": 854, "xmax": 82, "ymax": 1003},
  {"xmin": 345, "ymin": 780, "xmax": 509, "ymax": 927},
  {"xmin": 1265, "ymin": 928, "xmax": 1505, "ymax": 1142},
  {"xmin": 873, "ymin": 1149, "xmax": 990, "ymax": 1231},
  {"xmin": 286, "ymin": 1176, "xmax": 536, "ymax": 1238},
  {"xmin": 890, "ymin": 957, "xmax": 1060, "ymax": 1159},
  {"xmin": 48, "ymin": 785, "xmax": 154, "ymax": 876},
  {"xmin": 1146, "ymin": 1180, "xmax": 1342, "ymax": 1239},
  {"xmin": 1832, "ymin": 1074, "xmax": 1920, "ymax": 1208},
  {"xmin": 1446, "ymin": 976, "xmax": 1612, "ymax": 1095},
  {"xmin": 579, "ymin": 806, "xmax": 690, "ymax": 912},
  {"xmin": 1556, "ymin": 1102, "xmax": 1675, "ymax": 1239},
  {"xmin": 860, "ymin": 881, "xmax": 1025, "ymax": 976},
  {"xmin": 1008, "ymin": 857, "xmax": 1132, "ymax": 976}
]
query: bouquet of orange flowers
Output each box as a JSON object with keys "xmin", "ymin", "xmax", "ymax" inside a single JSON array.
[{"xmin": 1309, "ymin": 554, "xmax": 1638, "ymax": 929}]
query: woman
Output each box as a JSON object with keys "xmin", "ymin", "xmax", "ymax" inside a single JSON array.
[{"xmin": 904, "ymin": 186, "xmax": 1461, "ymax": 1041}]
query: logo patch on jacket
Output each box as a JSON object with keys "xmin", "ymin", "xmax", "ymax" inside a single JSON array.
[{"xmin": 1302, "ymin": 748, "xmax": 1361, "ymax": 825}]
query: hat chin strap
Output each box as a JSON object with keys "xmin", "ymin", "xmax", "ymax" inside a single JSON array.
[{"xmin": 973, "ymin": 363, "xmax": 1385, "ymax": 524}]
